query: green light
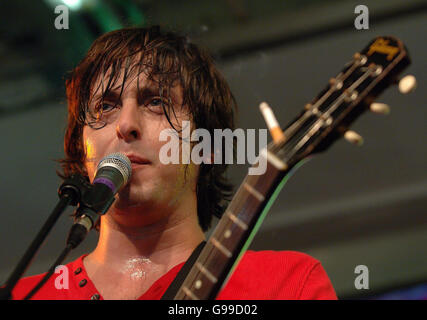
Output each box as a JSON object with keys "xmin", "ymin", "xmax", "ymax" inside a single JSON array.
[
  {"xmin": 45, "ymin": 0, "xmax": 98, "ymax": 11},
  {"xmin": 62, "ymin": 0, "xmax": 82, "ymax": 10}
]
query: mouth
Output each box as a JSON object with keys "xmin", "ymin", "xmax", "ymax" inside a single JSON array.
[{"xmin": 125, "ymin": 154, "xmax": 151, "ymax": 169}]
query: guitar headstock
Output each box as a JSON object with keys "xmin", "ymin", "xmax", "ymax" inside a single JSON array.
[{"xmin": 268, "ymin": 36, "xmax": 413, "ymax": 168}]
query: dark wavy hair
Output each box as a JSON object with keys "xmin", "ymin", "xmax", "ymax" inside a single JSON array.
[{"xmin": 58, "ymin": 26, "xmax": 236, "ymax": 231}]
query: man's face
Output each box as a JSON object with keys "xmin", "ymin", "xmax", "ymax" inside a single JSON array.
[{"xmin": 82, "ymin": 68, "xmax": 199, "ymax": 226}]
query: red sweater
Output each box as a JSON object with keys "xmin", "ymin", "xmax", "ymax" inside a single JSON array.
[{"xmin": 11, "ymin": 250, "xmax": 337, "ymax": 300}]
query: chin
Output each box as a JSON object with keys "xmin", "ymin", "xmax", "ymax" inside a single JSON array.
[
  {"xmin": 114, "ymin": 193, "xmax": 146, "ymax": 210},
  {"xmin": 114, "ymin": 183, "xmax": 158, "ymax": 211}
]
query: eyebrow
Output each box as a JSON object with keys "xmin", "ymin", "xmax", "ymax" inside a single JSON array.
[{"xmin": 91, "ymin": 83, "xmax": 174, "ymax": 105}]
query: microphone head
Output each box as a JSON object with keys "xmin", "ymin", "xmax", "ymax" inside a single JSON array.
[
  {"xmin": 96, "ymin": 153, "xmax": 132, "ymax": 186},
  {"xmin": 76, "ymin": 153, "xmax": 132, "ymax": 227}
]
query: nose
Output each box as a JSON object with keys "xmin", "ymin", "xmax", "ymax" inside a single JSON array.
[{"xmin": 116, "ymin": 99, "xmax": 142, "ymax": 142}]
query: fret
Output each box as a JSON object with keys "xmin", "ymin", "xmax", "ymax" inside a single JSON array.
[
  {"xmin": 226, "ymin": 210, "xmax": 248, "ymax": 230},
  {"xmin": 191, "ymin": 260, "xmax": 226, "ymax": 296},
  {"xmin": 196, "ymin": 262, "xmax": 218, "ymax": 283},
  {"xmin": 243, "ymin": 182, "xmax": 265, "ymax": 202},
  {"xmin": 260, "ymin": 148, "xmax": 287, "ymax": 170},
  {"xmin": 210, "ymin": 237, "xmax": 232, "ymax": 257},
  {"xmin": 173, "ymin": 36, "xmax": 410, "ymax": 300},
  {"xmin": 182, "ymin": 286, "xmax": 200, "ymax": 300},
  {"xmin": 212, "ymin": 221, "xmax": 245, "ymax": 254}
]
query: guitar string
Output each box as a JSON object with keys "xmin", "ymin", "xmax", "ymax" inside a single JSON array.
[
  {"xmin": 191, "ymin": 175, "xmax": 256, "ymax": 294},
  {"xmin": 178, "ymin": 174, "xmax": 262, "ymax": 299},
  {"xmin": 282, "ymin": 45, "xmax": 404, "ymax": 163},
  {"xmin": 176, "ymin": 62, "xmax": 364, "ymax": 299},
  {"xmin": 277, "ymin": 56, "xmax": 362, "ymax": 146},
  {"xmin": 292, "ymin": 67, "xmax": 376, "ymax": 154},
  {"xmin": 179, "ymin": 47, "xmax": 407, "ymax": 299},
  {"xmin": 178, "ymin": 56, "xmax": 367, "ymax": 300},
  {"xmin": 272, "ymin": 64, "xmax": 376, "ymax": 162},
  {"xmin": 179, "ymin": 56, "xmax": 380, "ymax": 299}
]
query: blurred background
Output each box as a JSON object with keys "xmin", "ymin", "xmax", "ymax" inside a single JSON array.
[{"xmin": 0, "ymin": 0, "xmax": 426, "ymax": 300}]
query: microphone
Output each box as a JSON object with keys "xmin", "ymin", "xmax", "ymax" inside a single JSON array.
[{"xmin": 66, "ymin": 153, "xmax": 132, "ymax": 248}]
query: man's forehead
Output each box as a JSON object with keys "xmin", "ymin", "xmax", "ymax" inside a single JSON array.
[
  {"xmin": 90, "ymin": 67, "xmax": 182, "ymax": 99},
  {"xmin": 92, "ymin": 72, "xmax": 154, "ymax": 94}
]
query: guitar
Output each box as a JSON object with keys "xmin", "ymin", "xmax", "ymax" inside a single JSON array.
[{"xmin": 174, "ymin": 36, "xmax": 413, "ymax": 300}]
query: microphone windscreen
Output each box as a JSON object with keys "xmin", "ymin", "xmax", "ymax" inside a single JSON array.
[{"xmin": 94, "ymin": 153, "xmax": 132, "ymax": 193}]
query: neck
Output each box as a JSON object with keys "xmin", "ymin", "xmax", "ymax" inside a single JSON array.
[{"xmin": 85, "ymin": 198, "xmax": 205, "ymax": 273}]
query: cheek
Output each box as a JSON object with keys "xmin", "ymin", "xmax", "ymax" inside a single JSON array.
[
  {"xmin": 151, "ymin": 163, "xmax": 198, "ymax": 207},
  {"xmin": 169, "ymin": 163, "xmax": 199, "ymax": 193},
  {"xmin": 82, "ymin": 129, "xmax": 102, "ymax": 180},
  {"xmin": 84, "ymin": 137, "xmax": 96, "ymax": 162}
]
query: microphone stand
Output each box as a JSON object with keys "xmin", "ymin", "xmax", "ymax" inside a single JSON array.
[{"xmin": 0, "ymin": 174, "xmax": 89, "ymax": 300}]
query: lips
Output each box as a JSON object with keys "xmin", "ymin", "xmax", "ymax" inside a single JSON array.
[{"xmin": 124, "ymin": 154, "xmax": 151, "ymax": 168}]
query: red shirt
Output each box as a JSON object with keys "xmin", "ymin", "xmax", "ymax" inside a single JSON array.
[{"xmin": 11, "ymin": 250, "xmax": 337, "ymax": 300}]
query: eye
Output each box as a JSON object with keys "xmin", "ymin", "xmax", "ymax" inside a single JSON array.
[
  {"xmin": 96, "ymin": 102, "xmax": 117, "ymax": 113},
  {"xmin": 148, "ymin": 97, "xmax": 164, "ymax": 106},
  {"xmin": 146, "ymin": 97, "xmax": 167, "ymax": 113},
  {"xmin": 86, "ymin": 101, "xmax": 119, "ymax": 125}
]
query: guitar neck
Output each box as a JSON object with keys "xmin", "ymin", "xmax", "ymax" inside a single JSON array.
[
  {"xmin": 173, "ymin": 35, "xmax": 411, "ymax": 300},
  {"xmin": 174, "ymin": 150, "xmax": 288, "ymax": 300}
]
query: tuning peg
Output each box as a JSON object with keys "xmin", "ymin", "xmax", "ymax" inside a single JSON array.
[
  {"xmin": 344, "ymin": 130, "xmax": 364, "ymax": 146},
  {"xmin": 398, "ymin": 75, "xmax": 417, "ymax": 94},
  {"xmin": 370, "ymin": 102, "xmax": 390, "ymax": 115}
]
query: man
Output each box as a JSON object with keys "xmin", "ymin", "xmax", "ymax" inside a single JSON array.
[{"xmin": 12, "ymin": 26, "xmax": 337, "ymax": 300}]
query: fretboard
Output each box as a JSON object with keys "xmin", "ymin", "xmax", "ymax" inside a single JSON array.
[
  {"xmin": 173, "ymin": 35, "xmax": 411, "ymax": 300},
  {"xmin": 174, "ymin": 150, "xmax": 288, "ymax": 299}
]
